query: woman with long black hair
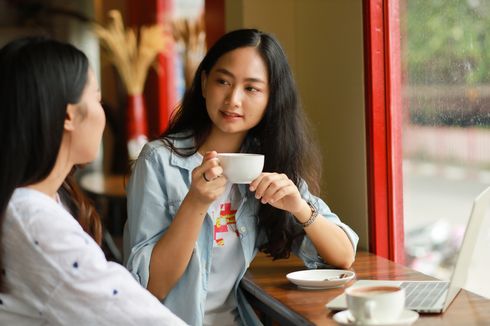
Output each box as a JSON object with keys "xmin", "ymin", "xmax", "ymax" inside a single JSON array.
[
  {"xmin": 124, "ymin": 29, "xmax": 359, "ymax": 325},
  {"xmin": 0, "ymin": 37, "xmax": 184, "ymax": 325}
]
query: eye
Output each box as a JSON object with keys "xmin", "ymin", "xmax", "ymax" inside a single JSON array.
[
  {"xmin": 217, "ymin": 78, "xmax": 230, "ymax": 86},
  {"xmin": 245, "ymin": 86, "xmax": 260, "ymax": 92}
]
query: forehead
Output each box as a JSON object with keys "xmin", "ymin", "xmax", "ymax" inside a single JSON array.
[{"xmin": 211, "ymin": 47, "xmax": 268, "ymax": 81}]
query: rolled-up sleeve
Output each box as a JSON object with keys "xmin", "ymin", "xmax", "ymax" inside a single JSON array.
[
  {"xmin": 294, "ymin": 181, "xmax": 359, "ymax": 269},
  {"xmin": 124, "ymin": 145, "xmax": 172, "ymax": 288}
]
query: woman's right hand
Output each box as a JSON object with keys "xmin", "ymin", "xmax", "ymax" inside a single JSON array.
[
  {"xmin": 188, "ymin": 151, "xmax": 227, "ymax": 204},
  {"xmin": 147, "ymin": 151, "xmax": 226, "ymax": 299}
]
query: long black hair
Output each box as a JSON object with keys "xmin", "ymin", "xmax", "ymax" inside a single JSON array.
[
  {"xmin": 162, "ymin": 29, "xmax": 321, "ymax": 259},
  {"xmin": 0, "ymin": 37, "xmax": 102, "ymax": 291}
]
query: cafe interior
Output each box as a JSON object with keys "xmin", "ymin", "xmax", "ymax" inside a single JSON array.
[{"xmin": 2, "ymin": 0, "xmax": 490, "ymax": 325}]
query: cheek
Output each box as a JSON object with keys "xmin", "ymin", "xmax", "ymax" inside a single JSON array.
[
  {"xmin": 91, "ymin": 104, "xmax": 106, "ymax": 130},
  {"xmin": 205, "ymin": 94, "xmax": 220, "ymax": 115},
  {"xmin": 80, "ymin": 105, "xmax": 105, "ymax": 144},
  {"xmin": 97, "ymin": 107, "xmax": 106, "ymax": 130},
  {"xmin": 251, "ymin": 97, "xmax": 268, "ymax": 117}
]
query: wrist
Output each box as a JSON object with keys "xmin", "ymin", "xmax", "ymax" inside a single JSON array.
[
  {"xmin": 293, "ymin": 200, "xmax": 319, "ymax": 228},
  {"xmin": 184, "ymin": 191, "xmax": 212, "ymax": 210},
  {"xmin": 293, "ymin": 200, "xmax": 312, "ymax": 224}
]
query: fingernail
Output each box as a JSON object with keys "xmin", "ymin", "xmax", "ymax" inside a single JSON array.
[{"xmin": 249, "ymin": 186, "xmax": 255, "ymax": 191}]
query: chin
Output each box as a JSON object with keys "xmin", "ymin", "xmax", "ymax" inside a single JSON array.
[
  {"xmin": 77, "ymin": 153, "xmax": 98, "ymax": 165},
  {"xmin": 218, "ymin": 126, "xmax": 245, "ymax": 134}
]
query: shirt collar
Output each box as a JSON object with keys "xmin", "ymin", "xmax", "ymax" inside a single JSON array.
[{"xmin": 169, "ymin": 134, "xmax": 202, "ymax": 171}]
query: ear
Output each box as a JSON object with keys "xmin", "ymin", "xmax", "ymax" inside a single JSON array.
[
  {"xmin": 64, "ymin": 104, "xmax": 77, "ymax": 131},
  {"xmin": 201, "ymin": 71, "xmax": 207, "ymax": 98}
]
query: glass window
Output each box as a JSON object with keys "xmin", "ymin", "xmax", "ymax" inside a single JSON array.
[{"xmin": 401, "ymin": 0, "xmax": 490, "ymax": 281}]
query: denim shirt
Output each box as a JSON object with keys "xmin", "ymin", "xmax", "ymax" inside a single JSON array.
[{"xmin": 123, "ymin": 136, "xmax": 359, "ymax": 326}]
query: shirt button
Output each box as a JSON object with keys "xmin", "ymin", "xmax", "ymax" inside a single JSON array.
[{"xmin": 240, "ymin": 226, "xmax": 246, "ymax": 233}]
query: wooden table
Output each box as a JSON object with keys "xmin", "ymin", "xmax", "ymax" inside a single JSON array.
[{"xmin": 241, "ymin": 251, "xmax": 490, "ymax": 325}]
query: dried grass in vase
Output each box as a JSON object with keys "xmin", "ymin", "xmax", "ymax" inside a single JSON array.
[
  {"xmin": 172, "ymin": 14, "xmax": 206, "ymax": 89},
  {"xmin": 93, "ymin": 10, "xmax": 172, "ymax": 95}
]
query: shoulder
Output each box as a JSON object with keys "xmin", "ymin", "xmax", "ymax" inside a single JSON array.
[
  {"xmin": 138, "ymin": 139, "xmax": 170, "ymax": 161},
  {"xmin": 4, "ymin": 189, "xmax": 101, "ymax": 285},
  {"xmin": 6, "ymin": 188, "xmax": 81, "ymax": 235},
  {"xmin": 138, "ymin": 132, "xmax": 194, "ymax": 160},
  {"xmin": 6, "ymin": 187, "xmax": 93, "ymax": 246},
  {"xmin": 135, "ymin": 133, "xmax": 200, "ymax": 172}
]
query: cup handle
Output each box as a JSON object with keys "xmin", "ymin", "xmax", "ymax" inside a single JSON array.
[{"xmin": 364, "ymin": 300, "xmax": 376, "ymax": 321}]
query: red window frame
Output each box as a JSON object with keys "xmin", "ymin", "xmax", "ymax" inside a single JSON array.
[{"xmin": 363, "ymin": 0, "xmax": 404, "ymax": 263}]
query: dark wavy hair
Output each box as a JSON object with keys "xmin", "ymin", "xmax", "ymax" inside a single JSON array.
[
  {"xmin": 0, "ymin": 37, "xmax": 102, "ymax": 291},
  {"xmin": 161, "ymin": 29, "xmax": 321, "ymax": 259}
]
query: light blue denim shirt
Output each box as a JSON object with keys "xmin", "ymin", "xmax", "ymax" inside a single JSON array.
[{"xmin": 123, "ymin": 136, "xmax": 359, "ymax": 326}]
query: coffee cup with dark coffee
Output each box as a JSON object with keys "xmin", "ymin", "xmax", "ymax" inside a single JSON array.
[{"xmin": 345, "ymin": 285, "xmax": 405, "ymax": 323}]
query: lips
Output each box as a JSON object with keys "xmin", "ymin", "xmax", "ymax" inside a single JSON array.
[{"xmin": 221, "ymin": 110, "xmax": 243, "ymax": 118}]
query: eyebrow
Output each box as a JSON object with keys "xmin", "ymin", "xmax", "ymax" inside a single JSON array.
[{"xmin": 215, "ymin": 68, "xmax": 267, "ymax": 84}]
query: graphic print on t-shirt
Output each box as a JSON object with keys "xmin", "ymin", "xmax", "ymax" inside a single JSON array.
[{"xmin": 213, "ymin": 202, "xmax": 239, "ymax": 247}]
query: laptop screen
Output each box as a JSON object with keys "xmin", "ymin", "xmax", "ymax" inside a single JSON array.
[{"xmin": 443, "ymin": 186, "xmax": 490, "ymax": 307}]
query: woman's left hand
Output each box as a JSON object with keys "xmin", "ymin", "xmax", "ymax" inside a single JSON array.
[{"xmin": 249, "ymin": 173, "xmax": 305, "ymax": 214}]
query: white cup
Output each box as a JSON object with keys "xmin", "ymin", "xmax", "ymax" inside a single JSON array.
[
  {"xmin": 345, "ymin": 285, "xmax": 405, "ymax": 324},
  {"xmin": 217, "ymin": 153, "xmax": 264, "ymax": 184}
]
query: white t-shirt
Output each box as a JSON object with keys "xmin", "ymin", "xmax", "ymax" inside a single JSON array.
[
  {"xmin": 203, "ymin": 183, "xmax": 245, "ymax": 326},
  {"xmin": 0, "ymin": 188, "xmax": 186, "ymax": 326}
]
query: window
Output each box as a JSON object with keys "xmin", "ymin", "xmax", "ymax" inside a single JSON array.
[{"xmin": 401, "ymin": 0, "xmax": 490, "ymax": 280}]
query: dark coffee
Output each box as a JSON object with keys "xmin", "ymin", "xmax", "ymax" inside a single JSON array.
[{"xmin": 349, "ymin": 286, "xmax": 400, "ymax": 297}]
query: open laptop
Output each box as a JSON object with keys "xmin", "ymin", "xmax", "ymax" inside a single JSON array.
[{"xmin": 327, "ymin": 186, "xmax": 490, "ymax": 313}]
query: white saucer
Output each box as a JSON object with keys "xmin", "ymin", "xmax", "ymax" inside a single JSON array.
[
  {"xmin": 286, "ymin": 269, "xmax": 355, "ymax": 289},
  {"xmin": 332, "ymin": 309, "xmax": 419, "ymax": 326}
]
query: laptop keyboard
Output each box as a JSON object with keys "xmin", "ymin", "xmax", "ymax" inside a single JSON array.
[{"xmin": 400, "ymin": 281, "xmax": 449, "ymax": 308}]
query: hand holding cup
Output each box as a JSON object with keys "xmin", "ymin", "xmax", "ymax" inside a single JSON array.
[{"xmin": 189, "ymin": 151, "xmax": 226, "ymax": 204}]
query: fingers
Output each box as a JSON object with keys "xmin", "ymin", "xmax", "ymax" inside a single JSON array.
[
  {"xmin": 196, "ymin": 151, "xmax": 224, "ymax": 182},
  {"xmin": 251, "ymin": 173, "xmax": 295, "ymax": 204},
  {"xmin": 193, "ymin": 162, "xmax": 224, "ymax": 184},
  {"xmin": 190, "ymin": 158, "xmax": 227, "ymax": 204},
  {"xmin": 202, "ymin": 164, "xmax": 223, "ymax": 182},
  {"xmin": 203, "ymin": 150, "xmax": 217, "ymax": 161}
]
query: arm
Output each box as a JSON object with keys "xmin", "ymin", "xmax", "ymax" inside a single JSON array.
[
  {"xmin": 49, "ymin": 246, "xmax": 188, "ymax": 326},
  {"xmin": 291, "ymin": 199, "xmax": 355, "ymax": 269},
  {"xmin": 132, "ymin": 151, "xmax": 225, "ymax": 300},
  {"xmin": 250, "ymin": 173, "xmax": 356, "ymax": 269}
]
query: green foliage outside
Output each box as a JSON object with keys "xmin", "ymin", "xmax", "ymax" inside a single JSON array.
[
  {"xmin": 405, "ymin": 0, "xmax": 490, "ymax": 85},
  {"xmin": 404, "ymin": 0, "xmax": 490, "ymax": 126}
]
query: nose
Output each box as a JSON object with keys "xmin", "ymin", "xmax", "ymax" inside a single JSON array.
[{"xmin": 225, "ymin": 87, "xmax": 242, "ymax": 108}]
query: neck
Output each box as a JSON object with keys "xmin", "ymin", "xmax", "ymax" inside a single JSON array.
[
  {"xmin": 27, "ymin": 141, "xmax": 73, "ymax": 200},
  {"xmin": 199, "ymin": 129, "xmax": 246, "ymax": 154}
]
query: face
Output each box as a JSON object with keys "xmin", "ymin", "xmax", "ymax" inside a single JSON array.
[
  {"xmin": 66, "ymin": 68, "xmax": 106, "ymax": 164},
  {"xmin": 202, "ymin": 46, "xmax": 269, "ymax": 138}
]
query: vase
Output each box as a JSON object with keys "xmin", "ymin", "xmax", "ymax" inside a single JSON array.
[{"xmin": 126, "ymin": 94, "xmax": 149, "ymax": 160}]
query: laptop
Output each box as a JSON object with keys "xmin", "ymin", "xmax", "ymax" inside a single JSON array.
[{"xmin": 326, "ymin": 186, "xmax": 490, "ymax": 313}]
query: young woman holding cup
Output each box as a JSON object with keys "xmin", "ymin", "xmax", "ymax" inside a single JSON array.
[{"xmin": 124, "ymin": 29, "xmax": 359, "ymax": 325}]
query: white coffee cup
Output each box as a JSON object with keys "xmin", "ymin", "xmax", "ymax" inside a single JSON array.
[
  {"xmin": 345, "ymin": 285, "xmax": 405, "ymax": 324},
  {"xmin": 217, "ymin": 153, "xmax": 264, "ymax": 184}
]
